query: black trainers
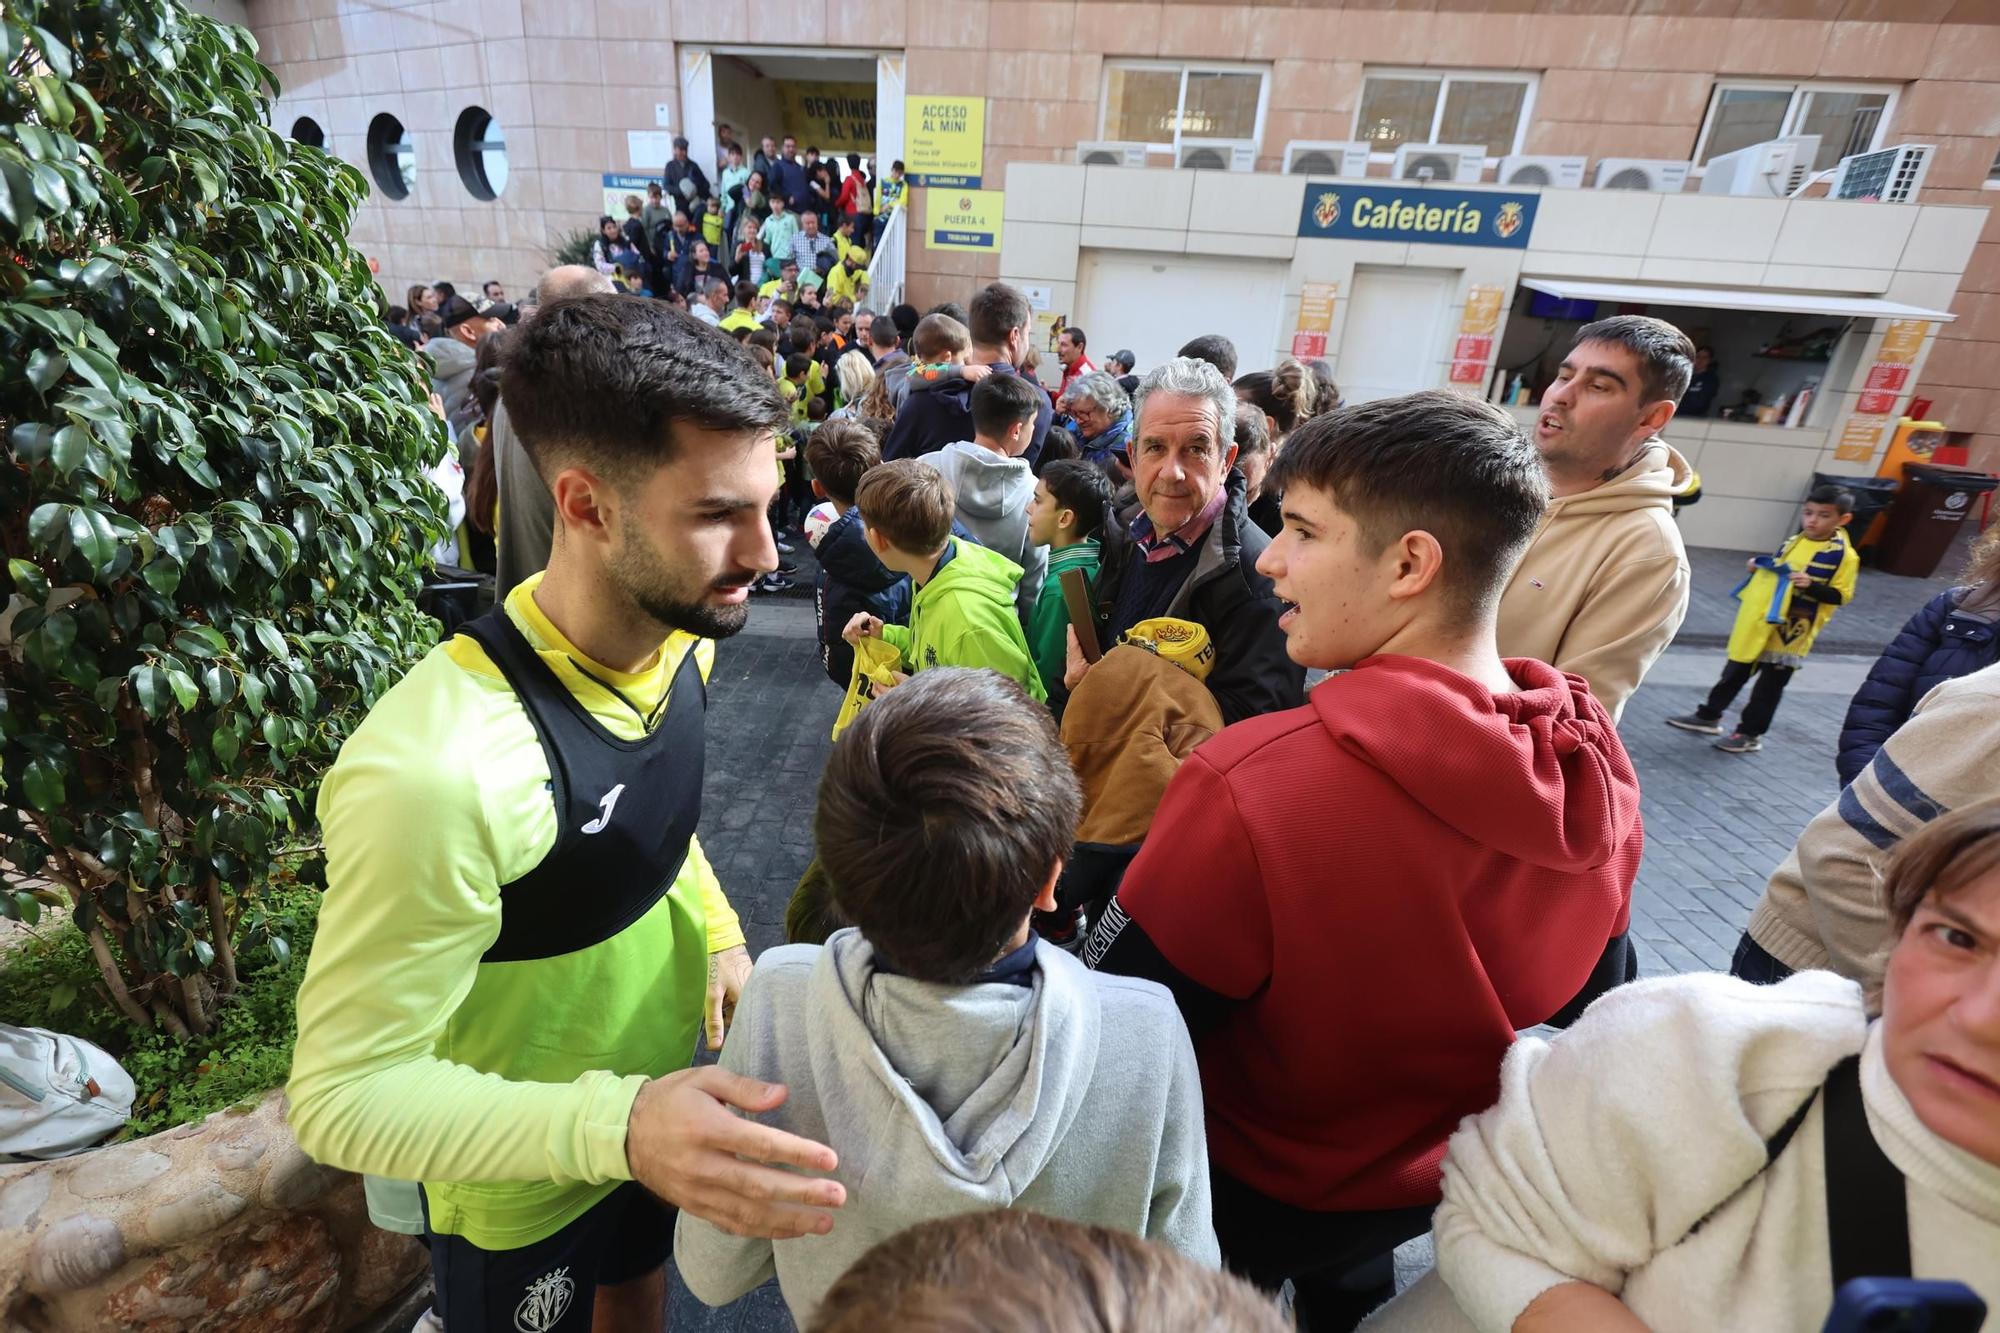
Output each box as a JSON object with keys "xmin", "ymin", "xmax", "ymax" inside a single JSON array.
[
  {"xmin": 1714, "ymin": 732, "xmax": 1762, "ymax": 754},
  {"xmin": 1665, "ymin": 713, "xmax": 1724, "ymax": 735},
  {"xmin": 752, "ymin": 574, "xmax": 794, "ymax": 594}
]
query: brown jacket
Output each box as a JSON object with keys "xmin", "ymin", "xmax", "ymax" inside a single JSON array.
[
  {"xmin": 1062, "ymin": 644, "xmax": 1223, "ymax": 847},
  {"xmin": 1496, "ymin": 439, "xmax": 1691, "ymax": 722}
]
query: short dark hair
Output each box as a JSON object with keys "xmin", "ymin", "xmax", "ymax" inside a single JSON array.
[
  {"xmin": 1177, "ymin": 334, "xmax": 1238, "ymax": 382},
  {"xmin": 1572, "ymin": 314, "xmax": 1695, "ymax": 405},
  {"xmin": 784, "ymin": 352, "xmax": 811, "ymax": 379},
  {"xmin": 814, "ymin": 314, "xmax": 837, "ymax": 335},
  {"xmin": 968, "ymin": 284, "xmax": 1031, "ymax": 347},
  {"xmin": 806, "ymin": 420, "xmax": 880, "ymax": 505},
  {"xmin": 387, "ymin": 304, "xmax": 408, "ymax": 324},
  {"xmin": 1271, "ymin": 390, "xmax": 1549, "ymax": 614},
  {"xmin": 1033, "ymin": 426, "xmax": 1079, "ymax": 473},
  {"xmin": 500, "ymin": 295, "xmax": 785, "ymax": 484},
  {"xmin": 1061, "ymin": 325, "xmax": 1087, "ymax": 349},
  {"xmin": 1232, "ymin": 404, "xmax": 1271, "ymax": 461},
  {"xmin": 1807, "ymin": 484, "xmax": 1856, "ymax": 513},
  {"xmin": 815, "ymin": 669, "xmax": 1080, "ymax": 984},
  {"xmin": 789, "ymin": 324, "xmax": 817, "ymax": 355},
  {"xmin": 811, "ymin": 1209, "xmax": 1291, "ymax": 1333},
  {"xmin": 971, "ymin": 372, "xmax": 1043, "ymax": 440},
  {"xmin": 891, "ymin": 303, "xmax": 920, "ymax": 340},
  {"xmin": 482, "ymin": 280, "xmax": 503, "ymax": 295},
  {"xmin": 433, "ymin": 281, "xmax": 458, "ymax": 301},
  {"xmin": 749, "ymin": 326, "xmax": 780, "ymax": 352},
  {"xmin": 855, "ymin": 458, "xmax": 954, "ymax": 555},
  {"xmin": 1039, "ymin": 459, "xmax": 1114, "ymax": 540},
  {"xmin": 868, "ymin": 316, "xmax": 900, "ymax": 351},
  {"xmin": 780, "ymin": 257, "xmax": 800, "ymax": 273},
  {"xmin": 732, "ymin": 279, "xmax": 757, "ymax": 307}
]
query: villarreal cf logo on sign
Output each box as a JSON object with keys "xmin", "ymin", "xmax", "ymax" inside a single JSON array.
[
  {"xmin": 1313, "ymin": 191, "xmax": 1342, "ymax": 229},
  {"xmin": 1493, "ymin": 201, "xmax": 1525, "ymax": 240}
]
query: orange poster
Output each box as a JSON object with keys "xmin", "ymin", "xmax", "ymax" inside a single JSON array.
[
  {"xmin": 1461, "ymin": 285, "xmax": 1503, "ymax": 335},
  {"xmin": 1834, "ymin": 418, "xmax": 1884, "ymax": 462},
  {"xmin": 1296, "ymin": 283, "xmax": 1337, "ymax": 333},
  {"xmin": 1877, "ymin": 319, "xmax": 1929, "ymax": 365}
]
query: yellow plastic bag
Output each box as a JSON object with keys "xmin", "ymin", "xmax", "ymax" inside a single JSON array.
[{"xmin": 832, "ymin": 637, "xmax": 905, "ymax": 739}]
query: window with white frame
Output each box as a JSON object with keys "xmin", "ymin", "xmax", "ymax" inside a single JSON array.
[
  {"xmin": 1100, "ymin": 62, "xmax": 1268, "ymax": 150},
  {"xmin": 1353, "ymin": 70, "xmax": 1536, "ymax": 161},
  {"xmin": 1695, "ymin": 82, "xmax": 1898, "ymax": 173}
]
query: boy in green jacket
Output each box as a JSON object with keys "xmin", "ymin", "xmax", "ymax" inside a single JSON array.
[
  {"xmin": 842, "ymin": 459, "xmax": 1047, "ymax": 702},
  {"xmin": 1025, "ymin": 459, "xmax": 1115, "ymax": 700}
]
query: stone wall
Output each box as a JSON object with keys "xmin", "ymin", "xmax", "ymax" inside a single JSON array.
[{"xmin": 0, "ymin": 1090, "xmax": 425, "ymax": 1332}]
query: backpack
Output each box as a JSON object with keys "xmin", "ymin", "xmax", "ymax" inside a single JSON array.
[{"xmin": 0, "ymin": 1023, "xmax": 135, "ymax": 1161}]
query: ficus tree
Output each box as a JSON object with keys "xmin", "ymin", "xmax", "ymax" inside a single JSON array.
[{"xmin": 0, "ymin": 0, "xmax": 447, "ymax": 1036}]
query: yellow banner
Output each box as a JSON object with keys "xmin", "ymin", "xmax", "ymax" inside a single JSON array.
[
  {"xmin": 1462, "ymin": 285, "xmax": 1504, "ymax": 335},
  {"xmin": 925, "ymin": 187, "xmax": 1003, "ymax": 251},
  {"xmin": 773, "ymin": 81, "xmax": 876, "ymax": 154},
  {"xmin": 906, "ymin": 95, "xmax": 986, "ymax": 187},
  {"xmin": 1877, "ymin": 318, "xmax": 1929, "ymax": 365}
]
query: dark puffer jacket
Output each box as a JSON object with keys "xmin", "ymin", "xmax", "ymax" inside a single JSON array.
[
  {"xmin": 1086, "ymin": 467, "xmax": 1305, "ymax": 727},
  {"xmin": 812, "ymin": 508, "xmax": 910, "ymax": 687},
  {"xmin": 1836, "ymin": 586, "xmax": 1999, "ymax": 786}
]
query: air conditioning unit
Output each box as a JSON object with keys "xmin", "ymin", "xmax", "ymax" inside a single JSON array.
[
  {"xmin": 1392, "ymin": 143, "xmax": 1487, "ymax": 184},
  {"xmin": 1828, "ymin": 144, "xmax": 1933, "ymax": 203},
  {"xmin": 1700, "ymin": 138, "xmax": 1807, "ymax": 197},
  {"xmin": 1075, "ymin": 140, "xmax": 1148, "ymax": 168},
  {"xmin": 1177, "ymin": 139, "xmax": 1257, "ymax": 172},
  {"xmin": 1284, "ymin": 140, "xmax": 1371, "ymax": 177},
  {"xmin": 1498, "ymin": 155, "xmax": 1586, "ymax": 189},
  {"xmin": 1594, "ymin": 158, "xmax": 1692, "ymax": 192}
]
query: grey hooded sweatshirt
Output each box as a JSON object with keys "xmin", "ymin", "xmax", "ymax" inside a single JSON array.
[
  {"xmin": 673, "ymin": 929, "xmax": 1217, "ymax": 1324},
  {"xmin": 918, "ymin": 441, "xmax": 1046, "ymax": 626}
]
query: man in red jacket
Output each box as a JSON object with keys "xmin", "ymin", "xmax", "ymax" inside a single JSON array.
[{"xmin": 1085, "ymin": 390, "xmax": 1642, "ymax": 1330}]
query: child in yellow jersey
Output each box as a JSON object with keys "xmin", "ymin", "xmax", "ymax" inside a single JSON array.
[{"xmin": 1667, "ymin": 484, "xmax": 1860, "ymax": 754}]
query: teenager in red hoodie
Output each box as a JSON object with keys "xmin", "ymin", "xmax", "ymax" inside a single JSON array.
[{"xmin": 1084, "ymin": 390, "xmax": 1642, "ymax": 1329}]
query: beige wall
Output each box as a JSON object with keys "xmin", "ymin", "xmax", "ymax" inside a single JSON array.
[{"xmin": 240, "ymin": 0, "xmax": 2000, "ymax": 463}]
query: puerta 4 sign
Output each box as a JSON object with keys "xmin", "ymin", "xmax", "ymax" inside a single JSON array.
[{"xmin": 1297, "ymin": 182, "xmax": 1538, "ymax": 250}]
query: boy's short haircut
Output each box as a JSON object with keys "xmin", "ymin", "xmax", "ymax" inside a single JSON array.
[
  {"xmin": 967, "ymin": 284, "xmax": 1030, "ymax": 348},
  {"xmin": 733, "ymin": 279, "xmax": 757, "ymax": 307},
  {"xmin": 1033, "ymin": 426, "xmax": 1079, "ymax": 474},
  {"xmin": 815, "ymin": 314, "xmax": 837, "ymax": 335},
  {"xmin": 971, "ymin": 372, "xmax": 1043, "ymax": 440},
  {"xmin": 814, "ymin": 669, "xmax": 1081, "ymax": 984},
  {"xmin": 911, "ymin": 313, "xmax": 970, "ymax": 362},
  {"xmin": 749, "ymin": 326, "xmax": 780, "ymax": 352},
  {"xmin": 502, "ymin": 295, "xmax": 786, "ymax": 485},
  {"xmin": 1572, "ymin": 314, "xmax": 1695, "ymax": 405},
  {"xmin": 1806, "ymin": 483, "xmax": 1856, "ymax": 514},
  {"xmin": 806, "ymin": 420, "xmax": 880, "ymax": 505},
  {"xmin": 790, "ymin": 325, "xmax": 818, "ymax": 355},
  {"xmin": 868, "ymin": 317, "xmax": 900, "ymax": 351},
  {"xmin": 729, "ymin": 326, "xmax": 751, "ymax": 344},
  {"xmin": 854, "ymin": 458, "xmax": 955, "ymax": 557},
  {"xmin": 1039, "ymin": 459, "xmax": 1113, "ymax": 541},
  {"xmin": 785, "ymin": 353, "xmax": 811, "ymax": 380},
  {"xmin": 1176, "ymin": 333, "xmax": 1238, "ymax": 382},
  {"xmin": 806, "ymin": 396, "xmax": 829, "ymax": 422},
  {"xmin": 809, "ymin": 1209, "xmax": 1289, "ymax": 1333},
  {"xmin": 891, "ymin": 159, "xmax": 905, "ymax": 172},
  {"xmin": 891, "ymin": 303, "xmax": 920, "ymax": 341},
  {"xmin": 1270, "ymin": 389, "xmax": 1549, "ymax": 615}
]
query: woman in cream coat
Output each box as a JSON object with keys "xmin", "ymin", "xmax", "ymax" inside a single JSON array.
[{"xmin": 1369, "ymin": 799, "xmax": 2000, "ymax": 1333}]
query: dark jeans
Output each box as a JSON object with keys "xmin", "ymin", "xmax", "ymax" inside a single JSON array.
[
  {"xmin": 1730, "ymin": 931, "xmax": 1796, "ymax": 985},
  {"xmin": 1698, "ymin": 658, "xmax": 1796, "ymax": 736},
  {"xmin": 1211, "ymin": 1168, "xmax": 1434, "ymax": 1332}
]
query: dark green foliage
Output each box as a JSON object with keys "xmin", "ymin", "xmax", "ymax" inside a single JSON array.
[
  {"xmin": 550, "ymin": 227, "xmax": 595, "ymax": 269},
  {"xmin": 0, "ymin": 0, "xmax": 447, "ymax": 1037}
]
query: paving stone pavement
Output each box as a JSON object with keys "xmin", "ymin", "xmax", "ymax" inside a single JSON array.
[{"xmin": 666, "ymin": 540, "xmax": 1921, "ymax": 1329}]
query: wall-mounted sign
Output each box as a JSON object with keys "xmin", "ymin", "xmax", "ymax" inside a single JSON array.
[
  {"xmin": 1878, "ymin": 319, "xmax": 1929, "ymax": 363},
  {"xmin": 1298, "ymin": 183, "xmax": 1537, "ymax": 250},
  {"xmin": 774, "ymin": 81, "xmax": 876, "ymax": 153},
  {"xmin": 1864, "ymin": 362, "xmax": 1912, "ymax": 393},
  {"xmin": 1462, "ymin": 285, "xmax": 1503, "ymax": 334},
  {"xmin": 1291, "ymin": 282, "xmax": 1337, "ymax": 358},
  {"xmin": 627, "ymin": 131, "xmax": 674, "ymax": 172},
  {"xmin": 1835, "ymin": 419, "xmax": 1884, "ymax": 463},
  {"xmin": 1448, "ymin": 285, "xmax": 1506, "ymax": 386},
  {"xmin": 926, "ymin": 188, "xmax": 1003, "ymax": 251},
  {"xmin": 601, "ymin": 172, "xmax": 655, "ymax": 218},
  {"xmin": 1857, "ymin": 389, "xmax": 1899, "ymax": 416},
  {"xmin": 906, "ymin": 96, "xmax": 985, "ymax": 187}
]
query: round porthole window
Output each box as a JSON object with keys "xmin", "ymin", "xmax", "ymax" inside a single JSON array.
[
  {"xmin": 366, "ymin": 112, "xmax": 414, "ymax": 201},
  {"xmin": 290, "ymin": 116, "xmax": 324, "ymax": 149},
  {"xmin": 453, "ymin": 106, "xmax": 508, "ymax": 201}
]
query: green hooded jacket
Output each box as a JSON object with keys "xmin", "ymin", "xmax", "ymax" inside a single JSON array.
[{"xmin": 882, "ymin": 539, "xmax": 1048, "ymax": 702}]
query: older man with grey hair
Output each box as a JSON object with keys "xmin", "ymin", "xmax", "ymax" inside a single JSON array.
[
  {"xmin": 1060, "ymin": 370, "xmax": 1133, "ymax": 472},
  {"xmin": 493, "ymin": 264, "xmax": 616, "ymax": 598},
  {"xmin": 1066, "ymin": 357, "xmax": 1303, "ymax": 725}
]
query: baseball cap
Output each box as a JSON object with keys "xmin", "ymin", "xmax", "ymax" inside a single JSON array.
[
  {"xmin": 476, "ymin": 297, "xmax": 518, "ymax": 324},
  {"xmin": 438, "ymin": 295, "xmax": 481, "ymax": 328}
]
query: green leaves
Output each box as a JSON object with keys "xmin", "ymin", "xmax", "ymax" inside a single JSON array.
[{"xmin": 0, "ymin": 0, "xmax": 446, "ymax": 1042}]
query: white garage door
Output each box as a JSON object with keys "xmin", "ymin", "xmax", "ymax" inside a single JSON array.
[{"xmin": 1074, "ymin": 250, "xmax": 1289, "ymax": 381}]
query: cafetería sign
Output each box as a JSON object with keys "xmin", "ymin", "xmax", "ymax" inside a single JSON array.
[{"xmin": 1296, "ymin": 182, "xmax": 1538, "ymax": 250}]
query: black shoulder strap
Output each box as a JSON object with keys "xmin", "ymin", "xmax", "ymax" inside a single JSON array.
[
  {"xmin": 1823, "ymin": 1053, "xmax": 1911, "ymax": 1286},
  {"xmin": 457, "ymin": 609, "xmax": 571, "ymax": 814}
]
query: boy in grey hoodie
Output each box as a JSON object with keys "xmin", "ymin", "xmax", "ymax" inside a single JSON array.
[
  {"xmin": 918, "ymin": 373, "xmax": 1048, "ymax": 626},
  {"xmin": 673, "ymin": 669, "xmax": 1217, "ymax": 1324}
]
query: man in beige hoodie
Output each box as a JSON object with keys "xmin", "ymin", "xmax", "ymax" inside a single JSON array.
[{"xmin": 1497, "ymin": 315, "xmax": 1694, "ymax": 720}]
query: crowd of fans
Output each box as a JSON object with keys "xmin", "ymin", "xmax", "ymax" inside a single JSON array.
[{"xmin": 310, "ymin": 237, "xmax": 2000, "ymax": 1333}]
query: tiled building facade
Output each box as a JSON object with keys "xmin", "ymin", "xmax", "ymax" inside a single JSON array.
[{"xmin": 235, "ymin": 0, "xmax": 2000, "ymax": 470}]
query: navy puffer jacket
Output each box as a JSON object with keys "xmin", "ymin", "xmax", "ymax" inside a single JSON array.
[{"xmin": 1836, "ymin": 586, "xmax": 1999, "ymax": 786}]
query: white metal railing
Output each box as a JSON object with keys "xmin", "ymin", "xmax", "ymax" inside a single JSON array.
[{"xmin": 864, "ymin": 209, "xmax": 905, "ymax": 312}]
